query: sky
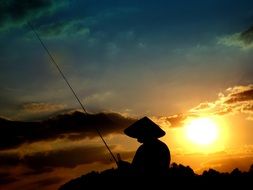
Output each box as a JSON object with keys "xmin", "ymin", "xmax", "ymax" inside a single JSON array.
[{"xmin": 1, "ymin": 0, "xmax": 253, "ymax": 189}]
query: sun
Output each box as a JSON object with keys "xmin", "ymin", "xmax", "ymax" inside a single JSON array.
[{"xmin": 185, "ymin": 117, "xmax": 219, "ymax": 145}]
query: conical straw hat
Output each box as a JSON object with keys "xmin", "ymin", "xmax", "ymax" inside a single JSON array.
[{"xmin": 124, "ymin": 116, "xmax": 165, "ymax": 138}]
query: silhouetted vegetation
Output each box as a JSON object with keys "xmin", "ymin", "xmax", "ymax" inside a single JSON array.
[{"xmin": 59, "ymin": 163, "xmax": 253, "ymax": 190}]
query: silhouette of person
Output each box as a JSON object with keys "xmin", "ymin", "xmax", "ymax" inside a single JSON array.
[{"xmin": 119, "ymin": 116, "xmax": 170, "ymax": 176}]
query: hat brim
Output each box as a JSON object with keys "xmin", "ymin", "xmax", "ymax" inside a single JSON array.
[{"xmin": 124, "ymin": 116, "xmax": 165, "ymax": 138}]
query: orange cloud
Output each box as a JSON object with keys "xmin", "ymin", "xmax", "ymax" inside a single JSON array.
[
  {"xmin": 190, "ymin": 84, "xmax": 253, "ymax": 119},
  {"xmin": 22, "ymin": 102, "xmax": 66, "ymax": 113},
  {"xmin": 154, "ymin": 114, "xmax": 188, "ymax": 128},
  {"xmin": 155, "ymin": 84, "xmax": 253, "ymax": 128}
]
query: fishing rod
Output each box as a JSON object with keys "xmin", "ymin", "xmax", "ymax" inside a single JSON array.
[{"xmin": 27, "ymin": 22, "xmax": 119, "ymax": 167}]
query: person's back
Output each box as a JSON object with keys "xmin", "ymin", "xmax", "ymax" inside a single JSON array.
[{"xmin": 132, "ymin": 138, "xmax": 170, "ymax": 176}]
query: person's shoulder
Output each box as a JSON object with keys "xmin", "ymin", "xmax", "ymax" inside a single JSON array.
[
  {"xmin": 156, "ymin": 139, "xmax": 170, "ymax": 150},
  {"xmin": 156, "ymin": 139, "xmax": 167, "ymax": 146}
]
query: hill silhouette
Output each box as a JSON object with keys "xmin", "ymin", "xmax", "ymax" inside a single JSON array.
[{"xmin": 59, "ymin": 163, "xmax": 253, "ymax": 190}]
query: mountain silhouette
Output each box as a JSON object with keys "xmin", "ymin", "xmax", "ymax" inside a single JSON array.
[{"xmin": 59, "ymin": 163, "xmax": 253, "ymax": 190}]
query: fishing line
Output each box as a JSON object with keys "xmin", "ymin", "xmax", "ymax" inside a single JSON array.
[{"xmin": 27, "ymin": 22, "xmax": 118, "ymax": 166}]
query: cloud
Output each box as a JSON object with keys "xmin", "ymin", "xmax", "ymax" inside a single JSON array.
[
  {"xmin": 0, "ymin": 0, "xmax": 92, "ymax": 39},
  {"xmin": 0, "ymin": 0, "xmax": 64, "ymax": 30},
  {"xmin": 23, "ymin": 167, "xmax": 55, "ymax": 176},
  {"xmin": 37, "ymin": 19, "xmax": 90, "ymax": 39},
  {"xmin": 240, "ymin": 25, "xmax": 253, "ymax": 45},
  {"xmin": 190, "ymin": 84, "xmax": 253, "ymax": 119},
  {"xmin": 30, "ymin": 177, "xmax": 63, "ymax": 187},
  {"xmin": 0, "ymin": 145, "xmax": 135, "ymax": 189},
  {"xmin": 156, "ymin": 84, "xmax": 253, "ymax": 128},
  {"xmin": 24, "ymin": 146, "xmax": 112, "ymax": 169},
  {"xmin": 0, "ymin": 172, "xmax": 18, "ymax": 185},
  {"xmin": 0, "ymin": 144, "xmax": 134, "ymax": 174},
  {"xmin": 225, "ymin": 85, "xmax": 253, "ymax": 104},
  {"xmin": 85, "ymin": 91, "xmax": 114, "ymax": 105},
  {"xmin": 218, "ymin": 25, "xmax": 253, "ymax": 49},
  {"xmin": 0, "ymin": 146, "xmax": 109, "ymax": 169},
  {"xmin": 0, "ymin": 111, "xmax": 136, "ymax": 150},
  {"xmin": 106, "ymin": 42, "xmax": 121, "ymax": 58},
  {"xmin": 154, "ymin": 114, "xmax": 188, "ymax": 128},
  {"xmin": 22, "ymin": 102, "xmax": 66, "ymax": 113}
]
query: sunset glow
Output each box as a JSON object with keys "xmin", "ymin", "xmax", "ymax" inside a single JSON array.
[
  {"xmin": 185, "ymin": 118, "xmax": 219, "ymax": 145},
  {"xmin": 1, "ymin": 1, "xmax": 253, "ymax": 190}
]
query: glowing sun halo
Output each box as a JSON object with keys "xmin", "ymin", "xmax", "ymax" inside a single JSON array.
[{"xmin": 185, "ymin": 118, "xmax": 219, "ymax": 145}]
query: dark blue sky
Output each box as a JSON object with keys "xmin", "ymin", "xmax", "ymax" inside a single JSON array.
[{"xmin": 1, "ymin": 0, "xmax": 253, "ymax": 119}]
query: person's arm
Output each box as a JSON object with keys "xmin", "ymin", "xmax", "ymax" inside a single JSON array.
[{"xmin": 117, "ymin": 153, "xmax": 131, "ymax": 169}]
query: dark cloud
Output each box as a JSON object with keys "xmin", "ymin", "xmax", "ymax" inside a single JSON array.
[
  {"xmin": 23, "ymin": 146, "xmax": 111, "ymax": 169},
  {"xmin": 22, "ymin": 102, "xmax": 66, "ymax": 113},
  {"xmin": 0, "ymin": 0, "xmax": 55, "ymax": 29},
  {"xmin": 0, "ymin": 111, "xmax": 135, "ymax": 150},
  {"xmin": 23, "ymin": 167, "xmax": 55, "ymax": 176},
  {"xmin": 226, "ymin": 87, "xmax": 253, "ymax": 104},
  {"xmin": 30, "ymin": 177, "xmax": 63, "ymax": 187},
  {"xmin": 240, "ymin": 25, "xmax": 253, "ymax": 45},
  {"xmin": 0, "ymin": 172, "xmax": 18, "ymax": 185},
  {"xmin": 0, "ymin": 145, "xmax": 134, "ymax": 172},
  {"xmin": 242, "ymin": 104, "xmax": 253, "ymax": 112},
  {"xmin": 219, "ymin": 25, "xmax": 253, "ymax": 49},
  {"xmin": 1, "ymin": 0, "xmax": 139, "ymax": 37},
  {"xmin": 0, "ymin": 151, "xmax": 21, "ymax": 166}
]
